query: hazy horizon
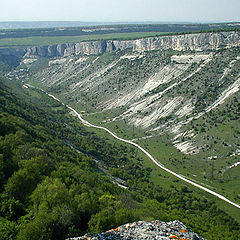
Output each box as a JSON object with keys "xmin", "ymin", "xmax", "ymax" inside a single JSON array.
[
  {"xmin": 1, "ymin": 20, "xmax": 239, "ymax": 30},
  {"xmin": 1, "ymin": 20, "xmax": 239, "ymax": 23},
  {"xmin": 1, "ymin": 0, "xmax": 239, "ymax": 23}
]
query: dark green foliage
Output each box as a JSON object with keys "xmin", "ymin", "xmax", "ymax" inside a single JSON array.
[{"xmin": 0, "ymin": 216, "xmax": 17, "ymax": 240}]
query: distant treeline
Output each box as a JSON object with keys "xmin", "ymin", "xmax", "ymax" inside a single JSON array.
[
  {"xmin": 0, "ymin": 26, "xmax": 239, "ymax": 49},
  {"xmin": 0, "ymin": 22, "xmax": 239, "ymax": 40},
  {"xmin": 77, "ymin": 27, "xmax": 240, "ymax": 42}
]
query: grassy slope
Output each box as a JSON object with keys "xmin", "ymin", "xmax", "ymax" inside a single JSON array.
[
  {"xmin": 2, "ymin": 77, "xmax": 240, "ymax": 239},
  {"xmin": 87, "ymin": 123, "xmax": 240, "ymax": 222},
  {"xmin": 3, "ymin": 23, "xmax": 239, "ymax": 224},
  {"xmin": 81, "ymin": 92, "xmax": 240, "ymax": 221},
  {"xmin": 25, "ymin": 79, "xmax": 240, "ymax": 223},
  {"xmin": 23, "ymin": 47, "xmax": 240, "ymax": 222}
]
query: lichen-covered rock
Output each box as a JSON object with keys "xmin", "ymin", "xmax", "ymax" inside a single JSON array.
[{"xmin": 66, "ymin": 220, "xmax": 205, "ymax": 240}]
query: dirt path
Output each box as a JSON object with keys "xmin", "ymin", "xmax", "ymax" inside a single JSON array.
[
  {"xmin": 66, "ymin": 99, "xmax": 240, "ymax": 209},
  {"xmin": 25, "ymin": 83, "xmax": 240, "ymax": 210}
]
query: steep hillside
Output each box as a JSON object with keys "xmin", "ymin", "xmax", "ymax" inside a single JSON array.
[
  {"xmin": 1, "ymin": 76, "xmax": 240, "ymax": 240},
  {"xmin": 1, "ymin": 29, "xmax": 240, "ymax": 239},
  {"xmin": 11, "ymin": 31, "xmax": 239, "ymax": 214}
]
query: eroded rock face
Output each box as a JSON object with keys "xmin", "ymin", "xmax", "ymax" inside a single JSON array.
[
  {"xmin": 66, "ymin": 220, "xmax": 205, "ymax": 240},
  {"xmin": 1, "ymin": 31, "xmax": 239, "ymax": 61},
  {"xmin": 23, "ymin": 31, "xmax": 240, "ymax": 58}
]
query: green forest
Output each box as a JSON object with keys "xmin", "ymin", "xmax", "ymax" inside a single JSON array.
[{"xmin": 0, "ymin": 75, "xmax": 240, "ymax": 240}]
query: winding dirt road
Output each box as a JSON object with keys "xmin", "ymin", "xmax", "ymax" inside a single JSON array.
[{"xmin": 27, "ymin": 84, "xmax": 240, "ymax": 210}]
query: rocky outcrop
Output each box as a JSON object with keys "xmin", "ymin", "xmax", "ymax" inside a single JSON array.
[
  {"xmin": 0, "ymin": 31, "xmax": 239, "ymax": 62},
  {"xmin": 0, "ymin": 31, "xmax": 239, "ymax": 64},
  {"xmin": 23, "ymin": 40, "xmax": 134, "ymax": 57},
  {"xmin": 66, "ymin": 220, "xmax": 205, "ymax": 240},
  {"xmin": 23, "ymin": 31, "xmax": 240, "ymax": 58}
]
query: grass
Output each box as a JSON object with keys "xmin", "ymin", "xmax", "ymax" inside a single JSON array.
[
  {"xmin": 82, "ymin": 121, "xmax": 240, "ymax": 222},
  {"xmin": 78, "ymin": 108, "xmax": 240, "ymax": 222},
  {"xmin": 24, "ymin": 79, "xmax": 240, "ymax": 223},
  {"xmin": 23, "ymin": 44, "xmax": 240, "ymax": 222},
  {"xmin": 0, "ymin": 32, "xmax": 167, "ymax": 48}
]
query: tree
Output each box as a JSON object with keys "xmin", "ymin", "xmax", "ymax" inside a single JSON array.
[
  {"xmin": 17, "ymin": 178, "xmax": 73, "ymax": 240},
  {"xmin": 0, "ymin": 216, "xmax": 17, "ymax": 240},
  {"xmin": 4, "ymin": 156, "xmax": 52, "ymax": 202}
]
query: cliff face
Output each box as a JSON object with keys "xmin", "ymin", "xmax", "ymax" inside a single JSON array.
[
  {"xmin": 0, "ymin": 31, "xmax": 239, "ymax": 61},
  {"xmin": 23, "ymin": 31, "xmax": 240, "ymax": 58},
  {"xmin": 23, "ymin": 39, "xmax": 134, "ymax": 57},
  {"xmin": 0, "ymin": 31, "xmax": 239, "ymax": 63}
]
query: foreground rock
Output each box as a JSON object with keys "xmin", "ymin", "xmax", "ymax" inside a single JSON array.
[{"xmin": 67, "ymin": 220, "xmax": 205, "ymax": 240}]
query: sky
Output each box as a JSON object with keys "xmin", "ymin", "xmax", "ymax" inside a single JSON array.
[{"xmin": 0, "ymin": 0, "xmax": 239, "ymax": 23}]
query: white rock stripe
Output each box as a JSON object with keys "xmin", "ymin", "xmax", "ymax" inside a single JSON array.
[{"xmin": 25, "ymin": 83, "xmax": 240, "ymax": 210}]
